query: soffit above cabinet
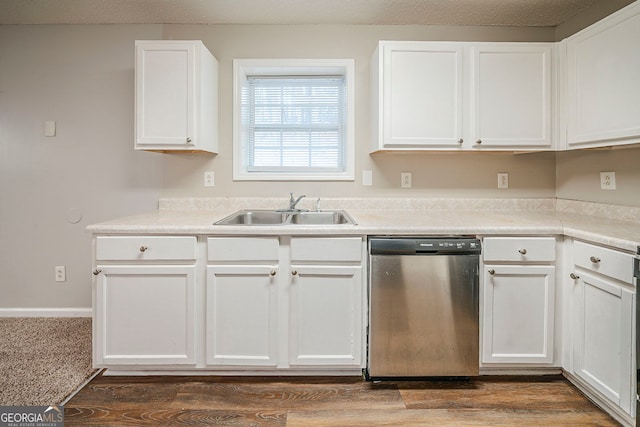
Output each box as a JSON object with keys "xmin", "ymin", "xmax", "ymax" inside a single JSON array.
[{"xmin": 0, "ymin": 0, "xmax": 621, "ymax": 27}]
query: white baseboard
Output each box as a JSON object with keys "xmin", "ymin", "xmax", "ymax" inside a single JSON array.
[{"xmin": 0, "ymin": 308, "xmax": 92, "ymax": 317}]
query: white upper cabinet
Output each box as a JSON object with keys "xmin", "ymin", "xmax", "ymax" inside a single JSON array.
[
  {"xmin": 372, "ymin": 42, "xmax": 464, "ymax": 150},
  {"xmin": 370, "ymin": 41, "xmax": 553, "ymax": 152},
  {"xmin": 135, "ymin": 40, "xmax": 218, "ymax": 153},
  {"xmin": 565, "ymin": 2, "xmax": 640, "ymax": 149},
  {"xmin": 472, "ymin": 44, "xmax": 552, "ymax": 148}
]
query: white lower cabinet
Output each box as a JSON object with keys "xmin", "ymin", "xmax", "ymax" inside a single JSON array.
[
  {"xmin": 93, "ymin": 234, "xmax": 365, "ymax": 373},
  {"xmin": 206, "ymin": 236, "xmax": 365, "ymax": 370},
  {"xmin": 572, "ymin": 272, "xmax": 633, "ymax": 411},
  {"xmin": 93, "ymin": 236, "xmax": 198, "ymax": 367},
  {"xmin": 567, "ymin": 240, "xmax": 635, "ymax": 422},
  {"xmin": 289, "ymin": 265, "xmax": 363, "ymax": 366},
  {"xmin": 206, "ymin": 265, "xmax": 278, "ymax": 366},
  {"xmin": 482, "ymin": 265, "xmax": 555, "ymax": 364},
  {"xmin": 481, "ymin": 237, "xmax": 557, "ymax": 365},
  {"xmin": 94, "ymin": 265, "xmax": 197, "ymax": 366}
]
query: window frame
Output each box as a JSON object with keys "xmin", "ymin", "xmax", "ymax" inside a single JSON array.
[{"xmin": 233, "ymin": 59, "xmax": 355, "ymax": 181}]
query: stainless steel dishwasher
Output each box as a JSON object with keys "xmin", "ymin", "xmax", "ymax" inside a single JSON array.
[{"xmin": 367, "ymin": 237, "xmax": 481, "ymax": 378}]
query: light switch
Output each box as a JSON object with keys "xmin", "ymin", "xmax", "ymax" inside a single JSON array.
[
  {"xmin": 362, "ymin": 170, "xmax": 373, "ymax": 186},
  {"xmin": 44, "ymin": 121, "xmax": 56, "ymax": 137}
]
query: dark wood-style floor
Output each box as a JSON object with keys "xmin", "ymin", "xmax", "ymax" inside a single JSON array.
[{"xmin": 65, "ymin": 374, "xmax": 620, "ymax": 426}]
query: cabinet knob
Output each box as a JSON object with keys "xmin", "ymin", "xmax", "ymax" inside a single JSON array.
[
  {"xmin": 139, "ymin": 246, "xmax": 148, "ymax": 252},
  {"xmin": 589, "ymin": 256, "xmax": 601, "ymax": 263},
  {"xmin": 186, "ymin": 137, "xmax": 192, "ymax": 143},
  {"xmin": 92, "ymin": 269, "xmax": 102, "ymax": 276},
  {"xmin": 488, "ymin": 269, "xmax": 495, "ymax": 275},
  {"xmin": 476, "ymin": 139, "xmax": 482, "ymax": 144},
  {"xmin": 291, "ymin": 270, "xmax": 298, "ymax": 276},
  {"xmin": 570, "ymin": 273, "xmax": 580, "ymax": 280},
  {"xmin": 270, "ymin": 270, "xmax": 277, "ymax": 276},
  {"xmin": 458, "ymin": 138, "xmax": 464, "ymax": 144},
  {"xmin": 518, "ymin": 248, "xmax": 527, "ymax": 255}
]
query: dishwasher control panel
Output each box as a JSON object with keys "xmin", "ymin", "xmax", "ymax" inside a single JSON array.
[{"xmin": 369, "ymin": 237, "xmax": 481, "ymax": 255}]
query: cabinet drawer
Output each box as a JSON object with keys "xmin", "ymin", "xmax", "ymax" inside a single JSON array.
[
  {"xmin": 96, "ymin": 236, "xmax": 196, "ymax": 261},
  {"xmin": 483, "ymin": 237, "xmax": 556, "ymax": 262},
  {"xmin": 291, "ymin": 237, "xmax": 362, "ymax": 262},
  {"xmin": 208, "ymin": 237, "xmax": 279, "ymax": 262},
  {"xmin": 574, "ymin": 241, "xmax": 634, "ymax": 284}
]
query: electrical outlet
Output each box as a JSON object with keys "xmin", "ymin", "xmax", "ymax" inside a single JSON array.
[
  {"xmin": 498, "ymin": 173, "xmax": 509, "ymax": 189},
  {"xmin": 401, "ymin": 172, "xmax": 412, "ymax": 188},
  {"xmin": 204, "ymin": 171, "xmax": 215, "ymax": 187},
  {"xmin": 600, "ymin": 171, "xmax": 616, "ymax": 190},
  {"xmin": 55, "ymin": 266, "xmax": 66, "ymax": 282}
]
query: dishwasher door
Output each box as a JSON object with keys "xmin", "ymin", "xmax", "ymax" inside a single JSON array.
[{"xmin": 368, "ymin": 238, "xmax": 480, "ymax": 378}]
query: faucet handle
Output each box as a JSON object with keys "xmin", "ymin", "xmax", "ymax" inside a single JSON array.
[{"xmin": 288, "ymin": 192, "xmax": 306, "ymax": 210}]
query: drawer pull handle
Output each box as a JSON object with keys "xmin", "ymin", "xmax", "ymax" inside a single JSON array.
[
  {"xmin": 291, "ymin": 270, "xmax": 298, "ymax": 276},
  {"xmin": 93, "ymin": 269, "xmax": 102, "ymax": 276},
  {"xmin": 488, "ymin": 269, "xmax": 495, "ymax": 275},
  {"xmin": 270, "ymin": 270, "xmax": 277, "ymax": 277},
  {"xmin": 589, "ymin": 256, "xmax": 601, "ymax": 263},
  {"xmin": 570, "ymin": 273, "xmax": 580, "ymax": 280},
  {"xmin": 518, "ymin": 249, "xmax": 527, "ymax": 255},
  {"xmin": 476, "ymin": 139, "xmax": 482, "ymax": 144},
  {"xmin": 186, "ymin": 138, "xmax": 192, "ymax": 143},
  {"xmin": 139, "ymin": 246, "xmax": 148, "ymax": 252},
  {"xmin": 458, "ymin": 138, "xmax": 464, "ymax": 144}
]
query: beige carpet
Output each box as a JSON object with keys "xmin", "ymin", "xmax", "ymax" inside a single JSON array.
[{"xmin": 0, "ymin": 317, "xmax": 97, "ymax": 405}]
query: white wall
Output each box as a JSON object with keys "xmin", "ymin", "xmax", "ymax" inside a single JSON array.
[
  {"xmin": 0, "ymin": 25, "xmax": 164, "ymax": 309},
  {"xmin": 159, "ymin": 24, "xmax": 557, "ymax": 199},
  {"xmin": 556, "ymin": 147, "xmax": 640, "ymax": 207}
]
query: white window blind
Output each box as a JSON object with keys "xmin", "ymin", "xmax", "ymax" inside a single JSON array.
[{"xmin": 242, "ymin": 75, "xmax": 347, "ymax": 173}]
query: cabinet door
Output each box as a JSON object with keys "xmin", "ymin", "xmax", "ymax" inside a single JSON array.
[
  {"xmin": 382, "ymin": 42, "xmax": 464, "ymax": 148},
  {"xmin": 136, "ymin": 42, "xmax": 194, "ymax": 148},
  {"xmin": 289, "ymin": 265, "xmax": 363, "ymax": 366},
  {"xmin": 472, "ymin": 44, "xmax": 552, "ymax": 148},
  {"xmin": 206, "ymin": 265, "xmax": 278, "ymax": 367},
  {"xmin": 94, "ymin": 265, "xmax": 196, "ymax": 366},
  {"xmin": 566, "ymin": 4, "xmax": 640, "ymax": 147},
  {"xmin": 572, "ymin": 272, "xmax": 634, "ymax": 414},
  {"xmin": 482, "ymin": 265, "xmax": 555, "ymax": 364}
]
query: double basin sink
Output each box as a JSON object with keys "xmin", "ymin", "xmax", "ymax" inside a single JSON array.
[{"xmin": 215, "ymin": 209, "xmax": 356, "ymax": 226}]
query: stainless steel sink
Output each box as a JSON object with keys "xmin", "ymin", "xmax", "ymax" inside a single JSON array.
[
  {"xmin": 214, "ymin": 210, "xmax": 287, "ymax": 225},
  {"xmin": 288, "ymin": 211, "xmax": 355, "ymax": 225},
  {"xmin": 214, "ymin": 209, "xmax": 356, "ymax": 226}
]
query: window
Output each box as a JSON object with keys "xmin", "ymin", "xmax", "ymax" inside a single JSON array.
[{"xmin": 233, "ymin": 59, "xmax": 355, "ymax": 181}]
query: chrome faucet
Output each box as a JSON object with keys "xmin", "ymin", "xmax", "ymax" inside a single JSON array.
[{"xmin": 289, "ymin": 192, "xmax": 306, "ymax": 211}]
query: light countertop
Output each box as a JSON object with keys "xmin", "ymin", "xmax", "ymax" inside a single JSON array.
[{"xmin": 87, "ymin": 198, "xmax": 640, "ymax": 253}]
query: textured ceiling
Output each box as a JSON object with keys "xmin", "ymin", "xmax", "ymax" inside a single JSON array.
[{"xmin": 0, "ymin": 0, "xmax": 605, "ymax": 26}]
